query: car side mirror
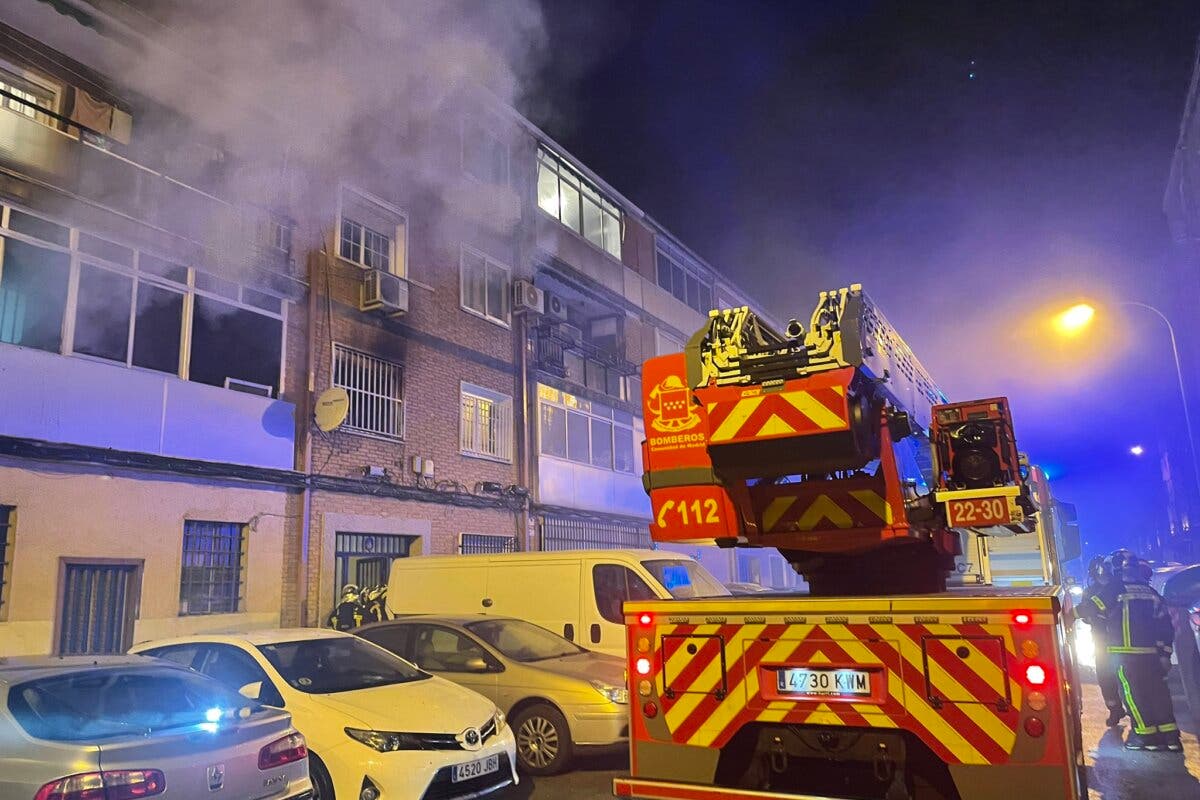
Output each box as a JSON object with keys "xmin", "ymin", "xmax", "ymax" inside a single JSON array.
[
  {"xmin": 238, "ymin": 681, "xmax": 263, "ymax": 700},
  {"xmin": 465, "ymin": 657, "xmax": 490, "ymax": 673}
]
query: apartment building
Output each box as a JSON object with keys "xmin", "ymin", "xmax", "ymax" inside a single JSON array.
[{"xmin": 0, "ymin": 1, "xmax": 796, "ymax": 656}]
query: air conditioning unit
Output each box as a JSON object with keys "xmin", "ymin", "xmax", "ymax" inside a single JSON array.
[
  {"xmin": 544, "ymin": 290, "xmax": 569, "ymax": 321},
  {"xmin": 513, "ymin": 279, "xmax": 544, "ymax": 314},
  {"xmin": 360, "ymin": 268, "xmax": 409, "ymax": 316},
  {"xmin": 546, "ymin": 321, "xmax": 583, "ymax": 348},
  {"xmin": 224, "ymin": 377, "xmax": 274, "ymax": 398}
]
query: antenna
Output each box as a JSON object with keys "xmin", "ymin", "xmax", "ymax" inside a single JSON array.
[{"xmin": 314, "ymin": 386, "xmax": 350, "ymax": 432}]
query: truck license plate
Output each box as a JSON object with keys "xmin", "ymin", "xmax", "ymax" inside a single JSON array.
[
  {"xmin": 452, "ymin": 754, "xmax": 499, "ymax": 783},
  {"xmin": 945, "ymin": 496, "xmax": 1012, "ymax": 527},
  {"xmin": 777, "ymin": 668, "xmax": 871, "ymax": 696}
]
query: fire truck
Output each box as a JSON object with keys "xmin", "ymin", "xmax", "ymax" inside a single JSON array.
[{"xmin": 616, "ymin": 286, "xmax": 1085, "ymax": 800}]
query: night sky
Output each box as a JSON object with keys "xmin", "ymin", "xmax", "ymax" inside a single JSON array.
[{"xmin": 529, "ymin": 1, "xmax": 1200, "ymax": 562}]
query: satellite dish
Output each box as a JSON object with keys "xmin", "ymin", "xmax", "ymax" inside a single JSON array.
[{"xmin": 315, "ymin": 386, "xmax": 350, "ymax": 432}]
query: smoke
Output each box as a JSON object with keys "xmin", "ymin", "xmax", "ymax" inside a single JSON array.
[{"xmin": 91, "ymin": 0, "xmax": 549, "ymax": 273}]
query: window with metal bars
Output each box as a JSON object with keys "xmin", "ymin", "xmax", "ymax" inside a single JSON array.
[
  {"xmin": 459, "ymin": 533, "xmax": 518, "ymax": 555},
  {"xmin": 460, "ymin": 382, "xmax": 513, "ymax": 462},
  {"xmin": 0, "ymin": 505, "xmax": 13, "ymax": 619},
  {"xmin": 539, "ymin": 514, "xmax": 651, "ymax": 551},
  {"xmin": 179, "ymin": 520, "xmax": 246, "ymax": 616},
  {"xmin": 333, "ymin": 344, "xmax": 405, "ymax": 439}
]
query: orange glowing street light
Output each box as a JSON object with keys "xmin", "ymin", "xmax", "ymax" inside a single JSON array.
[{"xmin": 1054, "ymin": 301, "xmax": 1200, "ymax": 497}]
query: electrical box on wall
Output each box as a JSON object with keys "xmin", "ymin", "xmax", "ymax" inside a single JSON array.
[{"xmin": 410, "ymin": 456, "xmax": 435, "ymax": 477}]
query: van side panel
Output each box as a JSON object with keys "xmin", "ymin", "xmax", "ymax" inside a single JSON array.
[
  {"xmin": 387, "ymin": 563, "xmax": 489, "ymax": 615},
  {"xmin": 484, "ymin": 560, "xmax": 582, "ymax": 642}
]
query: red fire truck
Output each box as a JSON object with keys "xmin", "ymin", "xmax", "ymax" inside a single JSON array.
[{"xmin": 616, "ymin": 286, "xmax": 1085, "ymax": 800}]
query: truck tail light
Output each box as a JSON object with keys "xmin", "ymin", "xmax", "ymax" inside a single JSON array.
[
  {"xmin": 35, "ymin": 770, "xmax": 166, "ymax": 800},
  {"xmin": 1012, "ymin": 610, "xmax": 1033, "ymax": 628},
  {"xmin": 259, "ymin": 732, "xmax": 308, "ymax": 769},
  {"xmin": 1024, "ymin": 664, "xmax": 1047, "ymax": 687},
  {"xmin": 1024, "ymin": 717, "xmax": 1046, "ymax": 738},
  {"xmin": 638, "ymin": 613, "xmax": 653, "ymax": 626},
  {"xmin": 635, "ymin": 657, "xmax": 652, "ymax": 676}
]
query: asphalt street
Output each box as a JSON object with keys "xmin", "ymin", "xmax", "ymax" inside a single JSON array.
[{"xmin": 515, "ymin": 670, "xmax": 1200, "ymax": 800}]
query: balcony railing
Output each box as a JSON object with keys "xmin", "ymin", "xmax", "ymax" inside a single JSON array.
[
  {"xmin": 533, "ymin": 326, "xmax": 638, "ymax": 401},
  {"xmin": 0, "ymin": 88, "xmax": 290, "ymax": 272}
]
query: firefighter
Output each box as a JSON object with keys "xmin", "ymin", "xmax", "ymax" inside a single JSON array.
[
  {"xmin": 329, "ymin": 583, "xmax": 364, "ymax": 631},
  {"xmin": 360, "ymin": 585, "xmax": 389, "ymax": 624},
  {"xmin": 1103, "ymin": 551, "xmax": 1181, "ymax": 752},
  {"xmin": 1076, "ymin": 554, "xmax": 1124, "ymax": 726}
]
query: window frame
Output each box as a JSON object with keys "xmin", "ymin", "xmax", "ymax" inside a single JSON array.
[
  {"xmin": 536, "ymin": 147, "xmax": 623, "ymax": 261},
  {"xmin": 655, "ymin": 241, "xmax": 714, "ymax": 315},
  {"xmin": 179, "ymin": 520, "xmax": 247, "ymax": 617},
  {"xmin": 458, "ymin": 245, "xmax": 511, "ymax": 327},
  {"xmin": 458, "ymin": 532, "xmax": 518, "ymax": 554},
  {"xmin": 0, "ymin": 505, "xmax": 13, "ymax": 621},
  {"xmin": 332, "ymin": 342, "xmax": 406, "ymax": 441},
  {"xmin": 0, "ymin": 205, "xmax": 287, "ymax": 394},
  {"xmin": 0, "ymin": 57, "xmax": 63, "ymax": 127},
  {"xmin": 336, "ymin": 185, "xmax": 408, "ymax": 277},
  {"xmin": 459, "ymin": 381, "xmax": 514, "ymax": 463},
  {"xmin": 536, "ymin": 384, "xmax": 637, "ymax": 474}
]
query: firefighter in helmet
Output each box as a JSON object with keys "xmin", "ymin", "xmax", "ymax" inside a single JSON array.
[
  {"xmin": 1076, "ymin": 554, "xmax": 1124, "ymax": 726},
  {"xmin": 1101, "ymin": 550, "xmax": 1181, "ymax": 751},
  {"xmin": 329, "ymin": 583, "xmax": 363, "ymax": 631}
]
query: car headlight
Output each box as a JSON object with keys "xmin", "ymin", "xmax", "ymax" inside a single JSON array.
[
  {"xmin": 345, "ymin": 727, "xmax": 424, "ymax": 751},
  {"xmin": 494, "ymin": 709, "xmax": 507, "ymax": 733},
  {"xmin": 590, "ymin": 679, "xmax": 630, "ymax": 704}
]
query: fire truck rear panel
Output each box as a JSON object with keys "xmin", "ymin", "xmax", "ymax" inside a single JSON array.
[{"xmin": 622, "ymin": 588, "xmax": 1081, "ymax": 800}]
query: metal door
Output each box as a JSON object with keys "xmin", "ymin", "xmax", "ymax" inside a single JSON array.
[{"xmin": 57, "ymin": 561, "xmax": 141, "ymax": 655}]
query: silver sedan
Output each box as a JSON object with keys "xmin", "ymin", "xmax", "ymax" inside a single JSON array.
[{"xmin": 0, "ymin": 655, "xmax": 313, "ymax": 800}]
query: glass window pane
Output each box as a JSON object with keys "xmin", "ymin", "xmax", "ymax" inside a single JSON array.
[
  {"xmin": 7, "ymin": 210, "xmax": 69, "ymax": 246},
  {"xmin": 540, "ymin": 402, "xmax": 567, "ymax": 458},
  {"xmin": 339, "ymin": 218, "xmax": 361, "ymax": 263},
  {"xmin": 537, "ymin": 161, "xmax": 559, "ymax": 217},
  {"xmin": 603, "ymin": 212, "xmax": 622, "ymax": 259},
  {"xmin": 485, "ymin": 263, "xmax": 507, "ymax": 321},
  {"xmin": 686, "ymin": 274, "xmax": 700, "ymax": 311},
  {"xmin": 0, "ymin": 238, "xmax": 70, "ymax": 352},
  {"xmin": 559, "ymin": 181, "xmax": 581, "ymax": 234},
  {"xmin": 74, "ymin": 263, "xmax": 133, "ymax": 362},
  {"xmin": 671, "ymin": 265, "xmax": 686, "ymax": 302},
  {"xmin": 606, "ymin": 368, "xmax": 623, "ymax": 397},
  {"xmin": 567, "ymin": 410, "xmax": 589, "ymax": 463},
  {"xmin": 585, "ymin": 359, "xmax": 606, "ymax": 392},
  {"xmin": 582, "ymin": 195, "xmax": 604, "ymax": 248},
  {"xmin": 656, "ymin": 252, "xmax": 672, "ymax": 291},
  {"xmin": 139, "ymin": 253, "xmax": 188, "ymax": 284},
  {"xmin": 79, "ymin": 233, "xmax": 133, "ymax": 266},
  {"xmin": 132, "ymin": 283, "xmax": 183, "ymax": 374},
  {"xmin": 614, "ymin": 426, "xmax": 635, "ymax": 473},
  {"xmin": 563, "ymin": 350, "xmax": 585, "ymax": 383},
  {"xmin": 190, "ymin": 296, "xmax": 283, "ymax": 394},
  {"xmin": 195, "ymin": 271, "xmax": 239, "ymax": 300},
  {"xmin": 590, "ymin": 418, "xmax": 613, "ymax": 469},
  {"xmin": 699, "ymin": 283, "xmax": 713, "ymax": 313},
  {"xmin": 462, "ymin": 252, "xmax": 485, "ymax": 314}
]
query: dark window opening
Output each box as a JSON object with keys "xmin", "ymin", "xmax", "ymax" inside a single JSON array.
[
  {"xmin": 189, "ymin": 296, "xmax": 282, "ymax": 395},
  {"xmin": 132, "ymin": 284, "xmax": 183, "ymax": 374},
  {"xmin": 0, "ymin": 238, "xmax": 70, "ymax": 352},
  {"xmin": 74, "ymin": 263, "xmax": 133, "ymax": 362}
]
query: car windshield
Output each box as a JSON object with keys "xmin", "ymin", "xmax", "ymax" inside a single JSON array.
[
  {"xmin": 465, "ymin": 618, "xmax": 585, "ymax": 662},
  {"xmin": 642, "ymin": 559, "xmax": 730, "ymax": 599},
  {"xmin": 257, "ymin": 636, "xmax": 428, "ymax": 694},
  {"xmin": 8, "ymin": 666, "xmax": 257, "ymax": 742}
]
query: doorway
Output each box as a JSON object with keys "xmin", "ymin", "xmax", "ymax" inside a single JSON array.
[
  {"xmin": 333, "ymin": 532, "xmax": 415, "ymax": 595},
  {"xmin": 56, "ymin": 559, "xmax": 143, "ymax": 655}
]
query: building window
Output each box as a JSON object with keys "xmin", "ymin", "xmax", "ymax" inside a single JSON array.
[
  {"xmin": 0, "ymin": 63, "xmax": 59, "ymax": 126},
  {"xmin": 460, "ymin": 533, "xmax": 517, "ymax": 555},
  {"xmin": 0, "ymin": 505, "xmax": 12, "ymax": 620},
  {"xmin": 461, "ymin": 382, "xmax": 513, "ymax": 462},
  {"xmin": 0, "ymin": 207, "xmax": 285, "ymax": 392},
  {"xmin": 333, "ymin": 344, "xmax": 404, "ymax": 439},
  {"xmin": 655, "ymin": 329, "xmax": 685, "ymax": 357},
  {"xmin": 537, "ymin": 384, "xmax": 637, "ymax": 473},
  {"xmin": 460, "ymin": 247, "xmax": 510, "ymax": 325},
  {"xmin": 537, "ymin": 147, "xmax": 622, "ymax": 260},
  {"xmin": 179, "ymin": 520, "xmax": 246, "ymax": 616},
  {"xmin": 338, "ymin": 187, "xmax": 406, "ymax": 276},
  {"xmin": 462, "ymin": 120, "xmax": 508, "ymax": 185},
  {"xmin": 656, "ymin": 242, "xmax": 713, "ymax": 314}
]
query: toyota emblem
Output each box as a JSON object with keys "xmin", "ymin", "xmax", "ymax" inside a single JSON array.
[{"xmin": 462, "ymin": 727, "xmax": 480, "ymax": 748}]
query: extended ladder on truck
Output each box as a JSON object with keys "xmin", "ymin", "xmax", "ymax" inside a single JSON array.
[{"xmin": 619, "ymin": 286, "xmax": 1085, "ymax": 800}]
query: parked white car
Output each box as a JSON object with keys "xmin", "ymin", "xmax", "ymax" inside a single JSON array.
[{"xmin": 131, "ymin": 629, "xmax": 517, "ymax": 800}]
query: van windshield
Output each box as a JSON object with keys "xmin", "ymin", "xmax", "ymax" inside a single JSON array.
[{"xmin": 642, "ymin": 559, "xmax": 730, "ymax": 599}]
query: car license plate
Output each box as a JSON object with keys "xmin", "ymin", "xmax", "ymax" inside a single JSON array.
[
  {"xmin": 945, "ymin": 496, "xmax": 1012, "ymax": 527},
  {"xmin": 452, "ymin": 754, "xmax": 499, "ymax": 783},
  {"xmin": 777, "ymin": 667, "xmax": 871, "ymax": 696}
]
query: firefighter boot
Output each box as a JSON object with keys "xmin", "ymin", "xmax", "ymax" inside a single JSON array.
[
  {"xmin": 1124, "ymin": 732, "xmax": 1154, "ymax": 751},
  {"xmin": 1105, "ymin": 707, "xmax": 1125, "ymax": 728}
]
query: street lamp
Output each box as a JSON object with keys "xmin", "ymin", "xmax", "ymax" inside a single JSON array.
[{"xmin": 1056, "ymin": 301, "xmax": 1200, "ymax": 500}]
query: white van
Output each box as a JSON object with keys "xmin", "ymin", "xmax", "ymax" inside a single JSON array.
[{"xmin": 385, "ymin": 549, "xmax": 729, "ymax": 657}]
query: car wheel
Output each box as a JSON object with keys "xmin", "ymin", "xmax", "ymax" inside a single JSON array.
[
  {"xmin": 513, "ymin": 703, "xmax": 573, "ymax": 776},
  {"xmin": 309, "ymin": 752, "xmax": 335, "ymax": 800}
]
